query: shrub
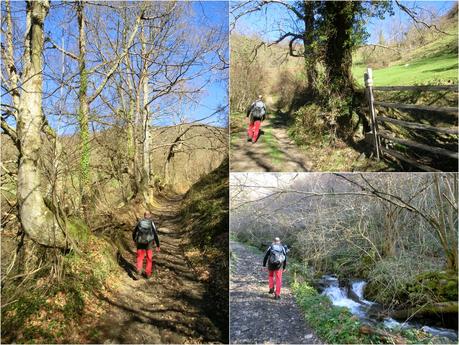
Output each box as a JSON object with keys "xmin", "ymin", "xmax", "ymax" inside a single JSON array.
[{"xmin": 365, "ymin": 254, "xmax": 443, "ymax": 306}]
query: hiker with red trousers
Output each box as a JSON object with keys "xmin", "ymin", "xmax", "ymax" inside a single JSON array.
[
  {"xmin": 263, "ymin": 237, "xmax": 287, "ymax": 300},
  {"xmin": 132, "ymin": 211, "xmax": 160, "ymax": 280},
  {"xmin": 246, "ymin": 95, "xmax": 267, "ymax": 143}
]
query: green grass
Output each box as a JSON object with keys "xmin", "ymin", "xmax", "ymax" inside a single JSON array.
[
  {"xmin": 230, "ymin": 111, "xmax": 285, "ymax": 165},
  {"xmin": 262, "ymin": 127, "xmax": 283, "ymax": 164},
  {"xmin": 353, "ymin": 54, "xmax": 458, "ymax": 86},
  {"xmin": 353, "ymin": 28, "xmax": 458, "ymax": 86}
]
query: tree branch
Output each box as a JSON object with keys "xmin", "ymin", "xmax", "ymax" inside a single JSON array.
[
  {"xmin": 46, "ymin": 36, "xmax": 78, "ymax": 60},
  {"xmin": 88, "ymin": 7, "xmax": 146, "ymax": 104},
  {"xmin": 1, "ymin": 117, "xmax": 19, "ymax": 148},
  {"xmin": 395, "ymin": 0, "xmax": 453, "ymax": 35}
]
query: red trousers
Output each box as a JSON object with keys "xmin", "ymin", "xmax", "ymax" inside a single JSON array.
[
  {"xmin": 136, "ymin": 249, "xmax": 153, "ymax": 276},
  {"xmin": 268, "ymin": 269, "xmax": 283, "ymax": 296},
  {"xmin": 247, "ymin": 120, "xmax": 261, "ymax": 142}
]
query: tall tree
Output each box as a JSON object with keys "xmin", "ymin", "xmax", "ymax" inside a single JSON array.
[
  {"xmin": 2, "ymin": 0, "xmax": 67, "ymax": 247},
  {"xmin": 52, "ymin": 1, "xmax": 145, "ymax": 213}
]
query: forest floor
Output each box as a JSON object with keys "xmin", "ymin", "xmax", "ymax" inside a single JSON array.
[
  {"xmin": 87, "ymin": 196, "xmax": 223, "ymax": 344},
  {"xmin": 230, "ymin": 241, "xmax": 322, "ymax": 344},
  {"xmin": 230, "ymin": 112, "xmax": 312, "ymax": 172}
]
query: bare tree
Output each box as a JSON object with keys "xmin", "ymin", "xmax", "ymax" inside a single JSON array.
[{"xmin": 1, "ymin": 0, "xmax": 67, "ymax": 247}]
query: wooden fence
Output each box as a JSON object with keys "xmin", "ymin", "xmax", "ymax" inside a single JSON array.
[{"xmin": 364, "ymin": 68, "xmax": 458, "ymax": 172}]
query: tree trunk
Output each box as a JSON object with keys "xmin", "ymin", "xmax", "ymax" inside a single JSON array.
[
  {"xmin": 77, "ymin": 0, "xmax": 91, "ymax": 214},
  {"xmin": 391, "ymin": 302, "xmax": 458, "ymax": 319},
  {"xmin": 17, "ymin": 0, "xmax": 67, "ymax": 248},
  {"xmin": 303, "ymin": 0, "xmax": 317, "ymax": 94},
  {"xmin": 323, "ymin": 1, "xmax": 359, "ymax": 94},
  {"xmin": 141, "ymin": 72, "xmax": 151, "ymax": 201},
  {"xmin": 433, "ymin": 174, "xmax": 458, "ymax": 272},
  {"xmin": 130, "ymin": 25, "xmax": 153, "ymax": 203},
  {"xmin": 381, "ymin": 205, "xmax": 398, "ymax": 257}
]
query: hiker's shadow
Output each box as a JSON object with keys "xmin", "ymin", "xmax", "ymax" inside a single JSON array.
[{"xmin": 117, "ymin": 251, "xmax": 138, "ymax": 280}]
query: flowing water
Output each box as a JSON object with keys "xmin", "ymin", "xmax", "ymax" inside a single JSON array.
[{"xmin": 320, "ymin": 275, "xmax": 458, "ymax": 342}]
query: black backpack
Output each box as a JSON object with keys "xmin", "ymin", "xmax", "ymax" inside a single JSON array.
[
  {"xmin": 135, "ymin": 219, "xmax": 155, "ymax": 244},
  {"xmin": 268, "ymin": 245, "xmax": 285, "ymax": 269}
]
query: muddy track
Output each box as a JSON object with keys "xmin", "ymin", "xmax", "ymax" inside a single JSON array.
[
  {"xmin": 230, "ymin": 241, "xmax": 322, "ymax": 344},
  {"xmin": 230, "ymin": 114, "xmax": 312, "ymax": 172},
  {"xmin": 90, "ymin": 197, "xmax": 223, "ymax": 344}
]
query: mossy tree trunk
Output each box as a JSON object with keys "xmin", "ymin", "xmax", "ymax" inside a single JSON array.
[
  {"xmin": 302, "ymin": 0, "xmax": 318, "ymax": 95},
  {"xmin": 76, "ymin": 0, "xmax": 91, "ymax": 215},
  {"xmin": 16, "ymin": 0, "xmax": 67, "ymax": 248},
  {"xmin": 74, "ymin": 2, "xmax": 144, "ymax": 204},
  {"xmin": 322, "ymin": 1, "xmax": 360, "ymax": 95}
]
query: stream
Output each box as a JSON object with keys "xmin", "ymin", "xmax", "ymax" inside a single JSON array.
[{"xmin": 319, "ymin": 275, "xmax": 458, "ymax": 342}]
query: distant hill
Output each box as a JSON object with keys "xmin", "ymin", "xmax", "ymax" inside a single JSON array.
[
  {"xmin": 0, "ymin": 123, "xmax": 228, "ymax": 208},
  {"xmin": 150, "ymin": 124, "xmax": 227, "ymax": 193},
  {"xmin": 353, "ymin": 5, "xmax": 458, "ymax": 86}
]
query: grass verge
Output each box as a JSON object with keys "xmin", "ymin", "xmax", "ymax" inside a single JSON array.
[{"xmin": 180, "ymin": 158, "xmax": 229, "ymax": 343}]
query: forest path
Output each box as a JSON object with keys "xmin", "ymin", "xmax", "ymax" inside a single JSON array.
[
  {"xmin": 90, "ymin": 196, "xmax": 222, "ymax": 344},
  {"xmin": 230, "ymin": 112, "xmax": 312, "ymax": 172},
  {"xmin": 230, "ymin": 241, "xmax": 322, "ymax": 344}
]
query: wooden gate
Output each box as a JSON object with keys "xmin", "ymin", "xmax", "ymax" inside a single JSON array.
[{"xmin": 364, "ymin": 68, "xmax": 458, "ymax": 171}]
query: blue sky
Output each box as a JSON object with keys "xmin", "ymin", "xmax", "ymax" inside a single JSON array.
[
  {"xmin": 232, "ymin": 1, "xmax": 456, "ymax": 44},
  {"xmin": 157, "ymin": 1, "xmax": 229, "ymax": 127},
  {"xmin": 2, "ymin": 1, "xmax": 228, "ymax": 134}
]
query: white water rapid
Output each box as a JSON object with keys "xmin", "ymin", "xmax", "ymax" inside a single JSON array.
[{"xmin": 320, "ymin": 276, "xmax": 458, "ymax": 342}]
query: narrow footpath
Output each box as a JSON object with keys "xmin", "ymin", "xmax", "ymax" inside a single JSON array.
[
  {"xmin": 230, "ymin": 241, "xmax": 322, "ymax": 344},
  {"xmin": 90, "ymin": 197, "xmax": 223, "ymax": 344},
  {"xmin": 230, "ymin": 113, "xmax": 312, "ymax": 172}
]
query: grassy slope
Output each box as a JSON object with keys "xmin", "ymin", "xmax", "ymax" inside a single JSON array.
[
  {"xmin": 353, "ymin": 28, "xmax": 458, "ymax": 86},
  {"xmin": 180, "ymin": 158, "xmax": 229, "ymax": 342}
]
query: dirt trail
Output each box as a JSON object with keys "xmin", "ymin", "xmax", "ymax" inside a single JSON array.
[
  {"xmin": 230, "ymin": 113, "xmax": 312, "ymax": 172},
  {"xmin": 90, "ymin": 197, "xmax": 223, "ymax": 344},
  {"xmin": 230, "ymin": 241, "xmax": 322, "ymax": 344}
]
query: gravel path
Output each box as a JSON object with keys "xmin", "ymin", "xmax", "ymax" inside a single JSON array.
[{"xmin": 230, "ymin": 241, "xmax": 322, "ymax": 344}]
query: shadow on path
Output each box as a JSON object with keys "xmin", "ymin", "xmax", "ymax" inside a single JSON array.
[{"xmin": 89, "ymin": 199, "xmax": 224, "ymax": 344}]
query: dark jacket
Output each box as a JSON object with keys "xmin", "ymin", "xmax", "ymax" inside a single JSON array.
[
  {"xmin": 263, "ymin": 243, "xmax": 287, "ymax": 270},
  {"xmin": 133, "ymin": 218, "xmax": 160, "ymax": 250}
]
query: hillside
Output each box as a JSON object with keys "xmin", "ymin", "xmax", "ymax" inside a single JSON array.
[
  {"xmin": 180, "ymin": 158, "xmax": 229, "ymax": 341},
  {"xmin": 150, "ymin": 124, "xmax": 228, "ymax": 193},
  {"xmin": 353, "ymin": 8, "xmax": 458, "ymax": 86}
]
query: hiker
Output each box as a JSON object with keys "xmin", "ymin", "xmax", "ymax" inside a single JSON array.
[
  {"xmin": 246, "ymin": 95, "xmax": 266, "ymax": 143},
  {"xmin": 132, "ymin": 211, "xmax": 160, "ymax": 279},
  {"xmin": 263, "ymin": 237, "xmax": 287, "ymax": 299}
]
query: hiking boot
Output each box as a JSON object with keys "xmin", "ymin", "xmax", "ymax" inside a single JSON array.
[
  {"xmin": 269, "ymin": 288, "xmax": 274, "ymax": 294},
  {"xmin": 274, "ymin": 294, "xmax": 281, "ymax": 300}
]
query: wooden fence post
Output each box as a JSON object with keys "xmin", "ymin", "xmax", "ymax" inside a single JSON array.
[{"xmin": 364, "ymin": 68, "xmax": 380, "ymax": 160}]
